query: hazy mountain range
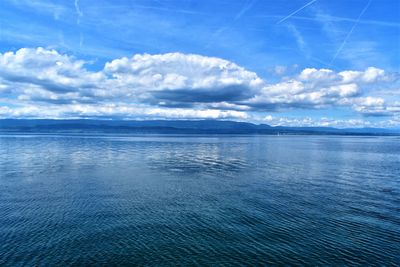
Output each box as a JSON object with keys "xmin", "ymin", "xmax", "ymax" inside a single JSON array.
[{"xmin": 0, "ymin": 119, "xmax": 399, "ymax": 136}]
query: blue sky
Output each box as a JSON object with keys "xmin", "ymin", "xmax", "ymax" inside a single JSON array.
[{"xmin": 0, "ymin": 0, "xmax": 399, "ymax": 127}]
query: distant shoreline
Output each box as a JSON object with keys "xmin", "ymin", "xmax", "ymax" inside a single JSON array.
[{"xmin": 1, "ymin": 119, "xmax": 399, "ymax": 136}]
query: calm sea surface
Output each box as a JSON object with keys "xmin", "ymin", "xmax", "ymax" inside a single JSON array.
[{"xmin": 0, "ymin": 134, "xmax": 399, "ymax": 266}]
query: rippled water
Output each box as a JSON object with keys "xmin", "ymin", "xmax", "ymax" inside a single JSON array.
[{"xmin": 0, "ymin": 134, "xmax": 399, "ymax": 266}]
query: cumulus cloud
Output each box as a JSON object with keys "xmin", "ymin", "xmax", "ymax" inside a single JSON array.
[
  {"xmin": 0, "ymin": 103, "xmax": 248, "ymax": 120},
  {"xmin": 259, "ymin": 114, "xmax": 400, "ymax": 129},
  {"xmin": 261, "ymin": 115, "xmax": 375, "ymax": 128},
  {"xmin": 0, "ymin": 47, "xmax": 105, "ymax": 99},
  {"xmin": 104, "ymin": 53, "xmax": 263, "ymax": 105},
  {"xmin": 274, "ymin": 65, "xmax": 287, "ymax": 75},
  {"xmin": 246, "ymin": 67, "xmax": 397, "ymax": 113},
  {"xmin": 0, "ymin": 47, "xmax": 399, "ymax": 127}
]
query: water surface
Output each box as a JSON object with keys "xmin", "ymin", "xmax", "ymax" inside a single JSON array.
[{"xmin": 0, "ymin": 134, "xmax": 399, "ymax": 266}]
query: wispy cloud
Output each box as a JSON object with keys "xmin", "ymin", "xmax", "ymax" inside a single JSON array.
[
  {"xmin": 3, "ymin": 0, "xmax": 67, "ymax": 21},
  {"xmin": 120, "ymin": 4, "xmax": 205, "ymax": 15},
  {"xmin": 286, "ymin": 23, "xmax": 310, "ymax": 58},
  {"xmin": 74, "ymin": 0, "xmax": 83, "ymax": 24},
  {"xmin": 79, "ymin": 32, "xmax": 84, "ymax": 50}
]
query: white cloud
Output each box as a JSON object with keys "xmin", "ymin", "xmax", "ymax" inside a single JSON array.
[
  {"xmin": 339, "ymin": 67, "xmax": 388, "ymax": 83},
  {"xmin": 247, "ymin": 67, "xmax": 396, "ymax": 114},
  {"xmin": 0, "ymin": 103, "xmax": 248, "ymax": 120},
  {"xmin": 259, "ymin": 115, "xmax": 381, "ymax": 128},
  {"xmin": 0, "ymin": 47, "xmax": 399, "ymax": 126},
  {"xmin": 274, "ymin": 65, "xmax": 287, "ymax": 75},
  {"xmin": 350, "ymin": 96, "xmax": 399, "ymax": 116},
  {"xmin": 0, "ymin": 47, "xmax": 105, "ymax": 97},
  {"xmin": 104, "ymin": 52, "xmax": 263, "ymax": 104}
]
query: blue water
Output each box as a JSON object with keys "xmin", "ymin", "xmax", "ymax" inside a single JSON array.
[{"xmin": 0, "ymin": 134, "xmax": 399, "ymax": 266}]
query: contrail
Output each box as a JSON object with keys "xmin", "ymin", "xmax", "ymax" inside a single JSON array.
[
  {"xmin": 206, "ymin": 0, "xmax": 257, "ymax": 46},
  {"xmin": 257, "ymin": 14, "xmax": 399, "ymax": 28},
  {"xmin": 74, "ymin": 0, "xmax": 83, "ymax": 24},
  {"xmin": 277, "ymin": 0, "xmax": 318, "ymax": 24},
  {"xmin": 79, "ymin": 33, "xmax": 84, "ymax": 49},
  {"xmin": 330, "ymin": 0, "xmax": 372, "ymax": 64},
  {"xmin": 234, "ymin": 0, "xmax": 257, "ymax": 21},
  {"xmin": 129, "ymin": 4, "xmax": 205, "ymax": 15}
]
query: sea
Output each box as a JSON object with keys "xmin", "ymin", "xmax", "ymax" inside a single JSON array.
[{"xmin": 0, "ymin": 134, "xmax": 399, "ymax": 266}]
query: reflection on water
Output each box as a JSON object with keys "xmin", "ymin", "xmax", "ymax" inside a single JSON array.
[{"xmin": 0, "ymin": 135, "xmax": 399, "ymax": 266}]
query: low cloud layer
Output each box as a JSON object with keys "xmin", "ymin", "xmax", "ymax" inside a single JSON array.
[{"xmin": 0, "ymin": 48, "xmax": 399, "ymax": 127}]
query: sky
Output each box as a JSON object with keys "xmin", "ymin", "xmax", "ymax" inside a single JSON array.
[{"xmin": 0, "ymin": 0, "xmax": 399, "ymax": 128}]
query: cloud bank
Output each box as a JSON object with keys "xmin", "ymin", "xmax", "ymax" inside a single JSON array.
[{"xmin": 0, "ymin": 48, "xmax": 399, "ymax": 127}]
